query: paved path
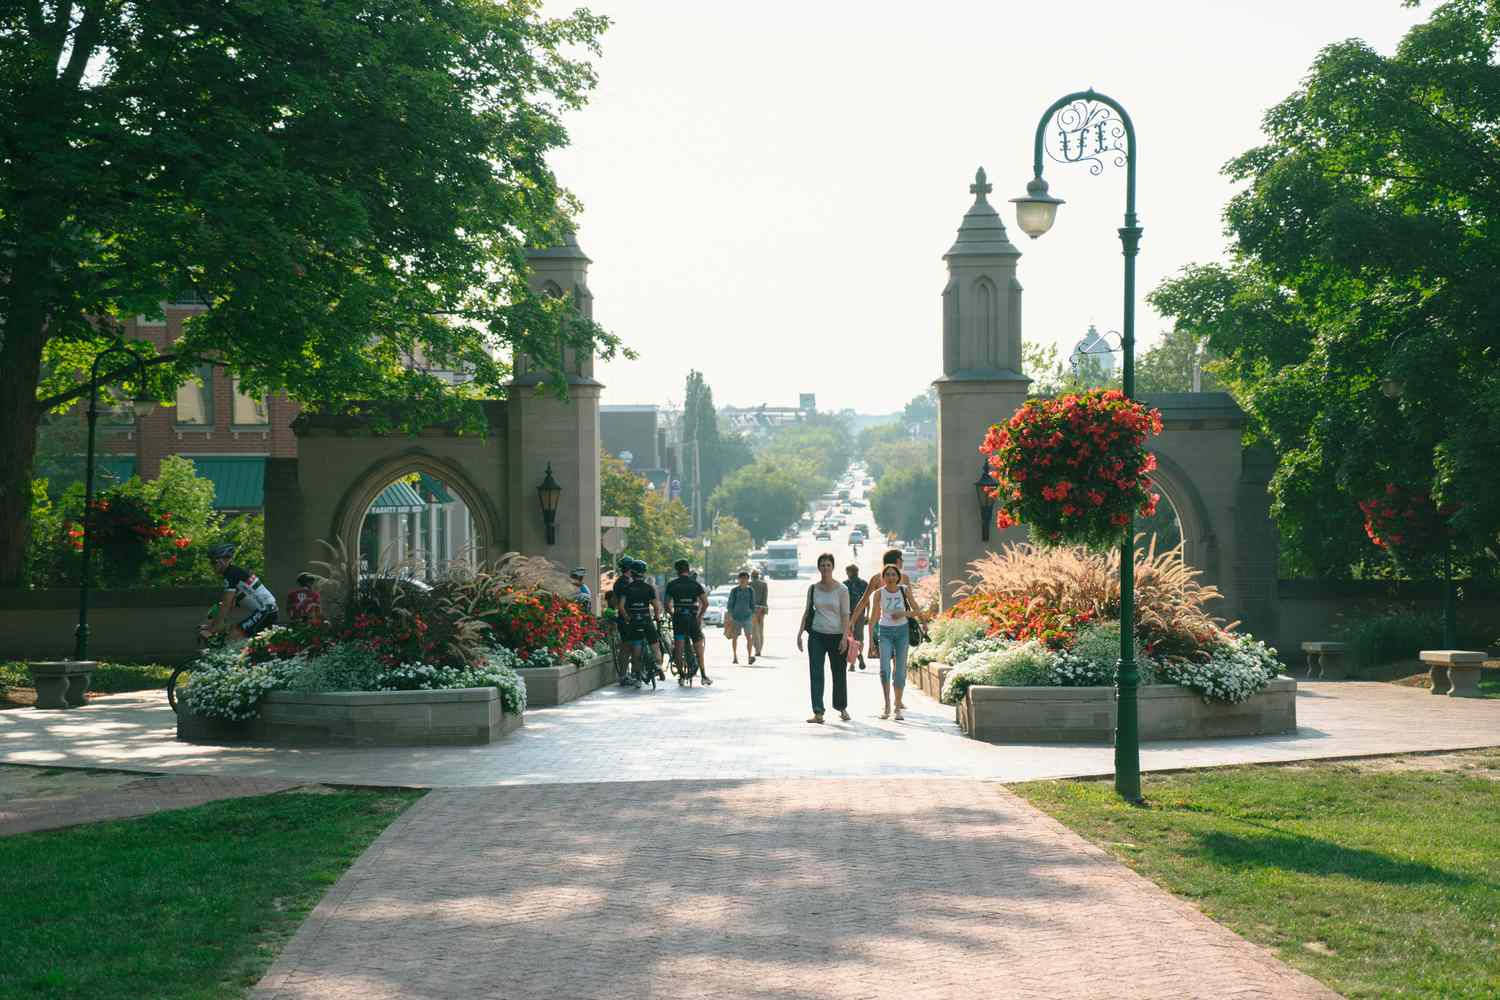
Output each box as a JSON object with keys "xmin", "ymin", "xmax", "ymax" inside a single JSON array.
[
  {"xmin": 3, "ymin": 671, "xmax": 1496, "ymax": 788},
  {"xmin": 0, "ymin": 767, "xmax": 300, "ymax": 835},
  {"xmin": 253, "ymin": 779, "xmax": 1338, "ymax": 1000}
]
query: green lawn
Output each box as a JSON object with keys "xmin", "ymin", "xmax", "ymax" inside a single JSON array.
[
  {"xmin": 0, "ymin": 787, "xmax": 422, "ymax": 999},
  {"xmin": 1014, "ymin": 754, "xmax": 1500, "ymax": 1000},
  {"xmin": 1, "ymin": 660, "xmax": 174, "ymax": 699}
]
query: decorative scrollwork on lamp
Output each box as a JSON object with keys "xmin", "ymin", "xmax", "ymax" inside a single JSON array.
[{"xmin": 1045, "ymin": 99, "xmax": 1129, "ymax": 176}]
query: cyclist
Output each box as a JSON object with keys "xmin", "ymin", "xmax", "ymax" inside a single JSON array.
[
  {"xmin": 618, "ymin": 558, "xmax": 662, "ymax": 684},
  {"xmin": 202, "ymin": 542, "xmax": 279, "ymax": 639},
  {"xmin": 664, "ymin": 558, "xmax": 712, "ymax": 686}
]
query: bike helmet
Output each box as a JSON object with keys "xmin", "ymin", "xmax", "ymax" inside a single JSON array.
[
  {"xmin": 208, "ymin": 542, "xmax": 236, "ymax": 560},
  {"xmin": 630, "ymin": 559, "xmax": 648, "ymax": 574},
  {"xmin": 617, "ymin": 556, "xmax": 633, "ymax": 572}
]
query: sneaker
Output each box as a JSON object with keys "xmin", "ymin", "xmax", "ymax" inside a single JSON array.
[
  {"xmin": 702, "ymin": 676, "xmax": 713, "ymax": 686},
  {"xmin": 748, "ymin": 655, "xmax": 756, "ymax": 665}
]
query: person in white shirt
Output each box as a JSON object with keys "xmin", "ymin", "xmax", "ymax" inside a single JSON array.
[{"xmin": 795, "ymin": 553, "xmax": 850, "ymax": 724}]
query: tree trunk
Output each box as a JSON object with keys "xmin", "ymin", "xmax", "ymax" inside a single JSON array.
[{"xmin": 0, "ymin": 296, "xmax": 47, "ymax": 588}]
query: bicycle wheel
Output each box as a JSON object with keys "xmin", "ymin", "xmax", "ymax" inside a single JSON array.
[
  {"xmin": 682, "ymin": 641, "xmax": 698, "ymax": 686},
  {"xmin": 167, "ymin": 665, "xmax": 191, "ymax": 713}
]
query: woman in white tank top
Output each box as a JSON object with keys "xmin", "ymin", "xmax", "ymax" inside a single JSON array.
[{"xmin": 870, "ymin": 564, "xmax": 919, "ymax": 720}]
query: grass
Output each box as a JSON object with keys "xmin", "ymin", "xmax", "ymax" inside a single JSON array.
[
  {"xmin": 0, "ymin": 786, "xmax": 422, "ymax": 999},
  {"xmin": 1014, "ymin": 754, "xmax": 1500, "ymax": 1000}
]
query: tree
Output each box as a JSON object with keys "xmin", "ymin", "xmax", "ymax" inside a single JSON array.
[
  {"xmin": 702, "ymin": 515, "xmax": 752, "ymax": 588},
  {"xmin": 902, "ymin": 388, "xmax": 937, "ymax": 434},
  {"xmin": 709, "ymin": 463, "xmax": 805, "ymax": 545},
  {"xmin": 679, "ymin": 370, "xmax": 752, "ymax": 516},
  {"xmin": 758, "ymin": 414, "xmax": 853, "ymax": 497},
  {"xmin": 869, "ymin": 464, "xmax": 937, "ymax": 543},
  {"xmin": 0, "ymin": 1, "xmax": 619, "ymax": 585},
  {"xmin": 1022, "ymin": 341, "xmax": 1118, "ymax": 397},
  {"xmin": 600, "ymin": 453, "xmax": 691, "ymax": 572},
  {"xmin": 1136, "ymin": 328, "xmax": 1217, "ymax": 395},
  {"xmin": 1149, "ymin": 0, "xmax": 1500, "ymax": 578}
]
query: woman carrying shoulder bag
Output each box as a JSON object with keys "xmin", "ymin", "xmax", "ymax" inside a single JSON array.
[
  {"xmin": 796, "ymin": 553, "xmax": 850, "ymax": 724},
  {"xmin": 865, "ymin": 564, "xmax": 926, "ymax": 721}
]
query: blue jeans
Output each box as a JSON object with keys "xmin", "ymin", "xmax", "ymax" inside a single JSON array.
[{"xmin": 877, "ymin": 623, "xmax": 909, "ymax": 688}]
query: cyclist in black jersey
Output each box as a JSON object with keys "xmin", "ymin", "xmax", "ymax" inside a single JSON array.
[
  {"xmin": 664, "ymin": 558, "xmax": 712, "ymax": 685},
  {"xmin": 617, "ymin": 558, "xmax": 662, "ymax": 681}
]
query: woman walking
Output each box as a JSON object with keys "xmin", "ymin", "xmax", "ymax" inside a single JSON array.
[
  {"xmin": 865, "ymin": 564, "xmax": 923, "ymax": 720},
  {"xmin": 796, "ymin": 553, "xmax": 850, "ymax": 723}
]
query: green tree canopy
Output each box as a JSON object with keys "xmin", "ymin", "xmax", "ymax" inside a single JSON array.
[
  {"xmin": 0, "ymin": 0, "xmax": 618, "ymax": 585},
  {"xmin": 1149, "ymin": 0, "xmax": 1500, "ymax": 578},
  {"xmin": 1136, "ymin": 328, "xmax": 1217, "ymax": 395},
  {"xmin": 702, "ymin": 515, "xmax": 752, "ymax": 588},
  {"xmin": 709, "ymin": 462, "xmax": 804, "ymax": 546},
  {"xmin": 600, "ymin": 453, "xmax": 691, "ymax": 573},
  {"xmin": 679, "ymin": 370, "xmax": 751, "ymax": 504},
  {"xmin": 869, "ymin": 464, "xmax": 937, "ymax": 544}
]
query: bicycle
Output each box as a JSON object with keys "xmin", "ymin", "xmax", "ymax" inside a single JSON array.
[
  {"xmin": 667, "ymin": 617, "xmax": 701, "ymax": 687},
  {"xmin": 169, "ymin": 605, "xmax": 230, "ymax": 712},
  {"xmin": 614, "ymin": 615, "xmax": 660, "ymax": 690}
]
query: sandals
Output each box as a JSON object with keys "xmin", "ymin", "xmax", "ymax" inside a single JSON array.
[
  {"xmin": 748, "ymin": 655, "xmax": 756, "ymax": 665},
  {"xmin": 806, "ymin": 714, "xmax": 824, "ymax": 724},
  {"xmin": 879, "ymin": 708, "xmax": 890, "ymax": 720}
]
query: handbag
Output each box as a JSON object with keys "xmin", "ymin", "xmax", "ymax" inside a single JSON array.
[
  {"xmin": 800, "ymin": 584, "xmax": 816, "ymax": 634},
  {"xmin": 901, "ymin": 585, "xmax": 927, "ymax": 647}
]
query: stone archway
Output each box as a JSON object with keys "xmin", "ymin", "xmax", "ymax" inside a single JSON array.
[
  {"xmin": 1143, "ymin": 448, "xmax": 1217, "ymax": 580},
  {"xmin": 330, "ymin": 449, "xmax": 506, "ymax": 572}
]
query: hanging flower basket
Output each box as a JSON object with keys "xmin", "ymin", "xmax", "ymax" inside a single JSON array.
[
  {"xmin": 1357, "ymin": 484, "xmax": 1455, "ymax": 571},
  {"xmin": 980, "ymin": 388, "xmax": 1163, "ymax": 550}
]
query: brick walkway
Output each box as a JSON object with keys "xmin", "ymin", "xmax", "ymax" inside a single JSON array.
[
  {"xmin": 0, "ymin": 768, "xmax": 302, "ymax": 836},
  {"xmin": 253, "ymin": 779, "xmax": 1338, "ymax": 1000}
]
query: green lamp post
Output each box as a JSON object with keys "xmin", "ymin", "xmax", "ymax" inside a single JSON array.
[
  {"xmin": 76, "ymin": 341, "xmax": 156, "ymax": 661},
  {"xmin": 1012, "ymin": 89, "xmax": 1144, "ymax": 802}
]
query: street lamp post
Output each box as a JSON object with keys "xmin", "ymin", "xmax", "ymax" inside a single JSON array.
[
  {"xmin": 702, "ymin": 536, "xmax": 712, "ymax": 586},
  {"xmin": 76, "ymin": 342, "xmax": 155, "ymax": 661},
  {"xmin": 1012, "ymin": 89, "xmax": 1144, "ymax": 802}
]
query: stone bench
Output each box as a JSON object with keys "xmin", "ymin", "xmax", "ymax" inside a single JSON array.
[
  {"xmin": 1419, "ymin": 649, "xmax": 1487, "ymax": 698},
  {"xmin": 1300, "ymin": 641, "xmax": 1348, "ymax": 680},
  {"xmin": 27, "ymin": 660, "xmax": 99, "ymax": 709}
]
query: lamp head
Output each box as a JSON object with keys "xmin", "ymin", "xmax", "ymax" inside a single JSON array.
[{"xmin": 1010, "ymin": 175, "xmax": 1064, "ymax": 239}]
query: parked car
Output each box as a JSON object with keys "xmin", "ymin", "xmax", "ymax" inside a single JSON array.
[
  {"xmin": 814, "ymin": 529, "xmax": 831, "ymax": 541},
  {"xmin": 703, "ymin": 595, "xmax": 727, "ymax": 626}
]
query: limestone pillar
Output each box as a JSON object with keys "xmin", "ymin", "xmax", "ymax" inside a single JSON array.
[
  {"xmin": 935, "ymin": 169, "xmax": 1031, "ymax": 607},
  {"xmin": 508, "ymin": 229, "xmax": 602, "ymax": 595}
]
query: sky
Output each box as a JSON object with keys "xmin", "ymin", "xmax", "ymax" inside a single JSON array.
[{"xmin": 543, "ymin": 0, "xmax": 1429, "ymax": 413}]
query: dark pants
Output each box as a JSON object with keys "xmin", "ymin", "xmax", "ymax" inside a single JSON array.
[{"xmin": 808, "ymin": 631, "xmax": 847, "ymax": 714}]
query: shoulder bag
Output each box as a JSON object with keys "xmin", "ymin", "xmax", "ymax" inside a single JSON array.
[
  {"xmin": 900, "ymin": 585, "xmax": 927, "ymax": 648},
  {"xmin": 800, "ymin": 584, "xmax": 817, "ymax": 634}
]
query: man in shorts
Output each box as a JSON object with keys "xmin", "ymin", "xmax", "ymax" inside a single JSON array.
[
  {"xmin": 843, "ymin": 564, "xmax": 868, "ymax": 671},
  {"xmin": 617, "ymin": 559, "xmax": 662, "ymax": 683},
  {"xmin": 664, "ymin": 559, "xmax": 712, "ymax": 685},
  {"xmin": 202, "ymin": 543, "xmax": 279, "ymax": 639},
  {"xmin": 749, "ymin": 568, "xmax": 769, "ymax": 657},
  {"xmin": 725, "ymin": 570, "xmax": 757, "ymax": 665}
]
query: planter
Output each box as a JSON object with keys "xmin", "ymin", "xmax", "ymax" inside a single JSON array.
[
  {"xmin": 957, "ymin": 677, "xmax": 1298, "ymax": 744},
  {"xmin": 177, "ymin": 687, "xmax": 521, "ymax": 746},
  {"xmin": 516, "ymin": 653, "xmax": 615, "ymax": 707},
  {"xmin": 27, "ymin": 661, "xmax": 98, "ymax": 709}
]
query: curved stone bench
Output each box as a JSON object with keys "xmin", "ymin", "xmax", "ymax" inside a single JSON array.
[{"xmin": 1420, "ymin": 649, "xmax": 1487, "ymax": 698}]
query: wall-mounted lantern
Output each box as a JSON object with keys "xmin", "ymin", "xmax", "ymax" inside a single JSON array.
[
  {"xmin": 537, "ymin": 463, "xmax": 562, "ymax": 545},
  {"xmin": 975, "ymin": 460, "xmax": 999, "ymax": 542}
]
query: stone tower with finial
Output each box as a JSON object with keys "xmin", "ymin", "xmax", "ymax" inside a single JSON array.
[{"xmin": 934, "ymin": 168, "xmax": 1030, "ymax": 606}]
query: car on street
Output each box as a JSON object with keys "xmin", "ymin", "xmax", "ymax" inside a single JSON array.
[
  {"xmin": 813, "ymin": 529, "xmax": 831, "ymax": 541},
  {"xmin": 702, "ymin": 595, "xmax": 727, "ymax": 626}
]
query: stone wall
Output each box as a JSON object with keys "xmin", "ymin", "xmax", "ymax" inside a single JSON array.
[
  {"xmin": 0, "ymin": 588, "xmax": 219, "ymax": 663},
  {"xmin": 1269, "ymin": 579, "xmax": 1500, "ymax": 659}
]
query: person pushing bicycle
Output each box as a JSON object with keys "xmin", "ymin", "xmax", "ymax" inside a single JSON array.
[
  {"xmin": 664, "ymin": 558, "xmax": 712, "ymax": 686},
  {"xmin": 617, "ymin": 558, "xmax": 663, "ymax": 683}
]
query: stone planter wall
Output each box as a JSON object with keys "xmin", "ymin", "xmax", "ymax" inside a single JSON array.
[
  {"xmin": 516, "ymin": 652, "xmax": 614, "ymax": 707},
  {"xmin": 177, "ymin": 686, "xmax": 520, "ymax": 747},
  {"xmin": 957, "ymin": 677, "xmax": 1298, "ymax": 745}
]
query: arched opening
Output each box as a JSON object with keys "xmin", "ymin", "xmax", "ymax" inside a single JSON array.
[
  {"xmin": 1135, "ymin": 488, "xmax": 1183, "ymax": 555},
  {"xmin": 330, "ymin": 451, "xmax": 505, "ymax": 580},
  {"xmin": 357, "ymin": 470, "xmax": 478, "ymax": 580}
]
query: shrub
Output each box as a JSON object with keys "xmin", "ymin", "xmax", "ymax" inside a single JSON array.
[
  {"xmin": 910, "ymin": 616, "xmax": 986, "ymax": 667},
  {"xmin": 1333, "ymin": 609, "xmax": 1493, "ymax": 669},
  {"xmin": 941, "ymin": 641, "xmax": 1057, "ymax": 704},
  {"xmin": 1051, "ymin": 622, "xmax": 1152, "ymax": 687},
  {"xmin": 1155, "ymin": 634, "xmax": 1281, "ymax": 703}
]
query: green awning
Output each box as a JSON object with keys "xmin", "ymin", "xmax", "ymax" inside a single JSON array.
[
  {"xmin": 95, "ymin": 456, "xmax": 137, "ymax": 486},
  {"xmin": 188, "ymin": 456, "xmax": 266, "ymax": 510},
  {"xmin": 416, "ymin": 472, "xmax": 453, "ymax": 505},
  {"xmin": 368, "ymin": 480, "xmax": 427, "ymax": 514}
]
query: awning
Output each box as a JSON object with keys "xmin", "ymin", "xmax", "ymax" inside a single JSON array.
[
  {"xmin": 416, "ymin": 472, "xmax": 453, "ymax": 505},
  {"xmin": 368, "ymin": 480, "xmax": 427, "ymax": 514},
  {"xmin": 188, "ymin": 456, "xmax": 266, "ymax": 510}
]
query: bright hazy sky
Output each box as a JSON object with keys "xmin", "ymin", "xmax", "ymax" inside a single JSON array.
[{"xmin": 544, "ymin": 1, "xmax": 1428, "ymax": 413}]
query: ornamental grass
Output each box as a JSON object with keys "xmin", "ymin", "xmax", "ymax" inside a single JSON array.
[{"xmin": 950, "ymin": 537, "xmax": 1227, "ymax": 657}]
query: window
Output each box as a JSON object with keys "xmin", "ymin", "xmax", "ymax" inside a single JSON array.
[
  {"xmin": 171, "ymin": 288, "xmax": 211, "ymax": 307},
  {"xmin": 175, "ymin": 366, "xmax": 213, "ymax": 425},
  {"xmin": 231, "ymin": 378, "xmax": 269, "ymax": 426}
]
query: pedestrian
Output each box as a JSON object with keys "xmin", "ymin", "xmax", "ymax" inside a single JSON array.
[
  {"xmin": 843, "ymin": 564, "xmax": 868, "ymax": 671},
  {"xmin": 285, "ymin": 572, "xmax": 322, "ymax": 624},
  {"xmin": 864, "ymin": 563, "xmax": 925, "ymax": 721},
  {"xmin": 569, "ymin": 567, "xmax": 592, "ymax": 607},
  {"xmin": 725, "ymin": 570, "xmax": 758, "ymax": 665},
  {"xmin": 849, "ymin": 547, "xmax": 910, "ymax": 629},
  {"xmin": 796, "ymin": 552, "xmax": 850, "ymax": 724},
  {"xmin": 750, "ymin": 568, "xmax": 769, "ymax": 657}
]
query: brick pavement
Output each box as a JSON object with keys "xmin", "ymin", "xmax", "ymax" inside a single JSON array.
[
  {"xmin": 0, "ymin": 768, "xmax": 302, "ymax": 835},
  {"xmin": 253, "ymin": 779, "xmax": 1339, "ymax": 1000}
]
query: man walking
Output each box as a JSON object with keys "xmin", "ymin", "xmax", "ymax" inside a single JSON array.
[
  {"xmin": 726, "ymin": 570, "xmax": 758, "ymax": 665},
  {"xmin": 843, "ymin": 564, "xmax": 868, "ymax": 671},
  {"xmin": 750, "ymin": 568, "xmax": 769, "ymax": 658}
]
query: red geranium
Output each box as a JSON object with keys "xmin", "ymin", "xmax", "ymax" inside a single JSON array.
[{"xmin": 981, "ymin": 389, "xmax": 1163, "ymax": 549}]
